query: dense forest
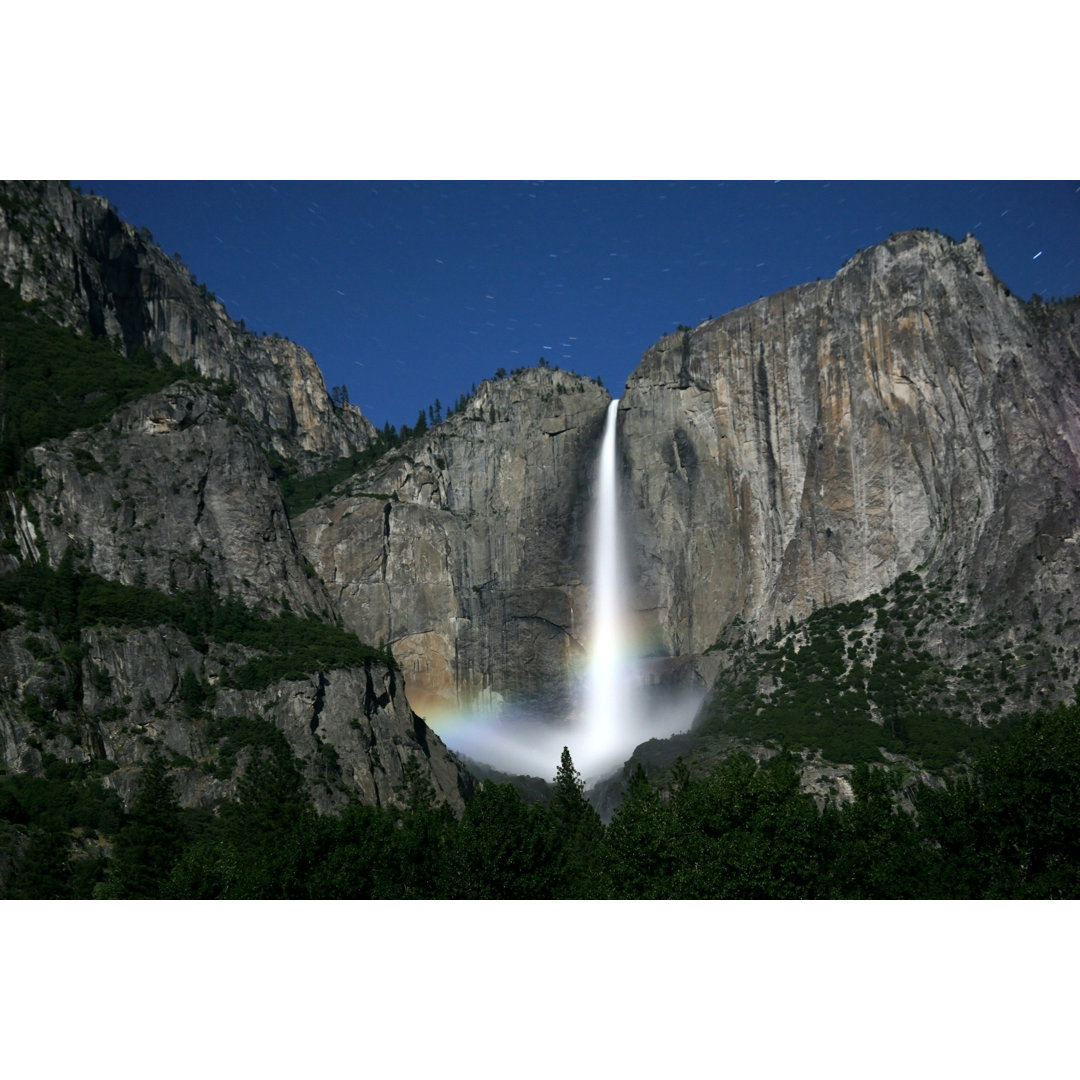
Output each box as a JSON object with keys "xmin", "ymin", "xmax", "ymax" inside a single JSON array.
[{"xmin": 4, "ymin": 703, "xmax": 1080, "ymax": 899}]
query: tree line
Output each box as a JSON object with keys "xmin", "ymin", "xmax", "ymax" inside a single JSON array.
[{"xmin": 4, "ymin": 702, "xmax": 1079, "ymax": 899}]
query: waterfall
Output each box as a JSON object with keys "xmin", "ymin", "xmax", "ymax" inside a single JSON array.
[
  {"xmin": 582, "ymin": 398, "xmax": 627, "ymax": 765},
  {"xmin": 429, "ymin": 394, "xmax": 701, "ymax": 787},
  {"xmin": 575, "ymin": 395, "xmax": 702, "ymax": 783}
]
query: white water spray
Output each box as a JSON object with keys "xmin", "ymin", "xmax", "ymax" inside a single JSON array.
[{"xmin": 582, "ymin": 399, "xmax": 629, "ymax": 767}]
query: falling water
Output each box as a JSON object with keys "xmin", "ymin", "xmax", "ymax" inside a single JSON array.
[{"xmin": 582, "ymin": 398, "xmax": 627, "ymax": 767}]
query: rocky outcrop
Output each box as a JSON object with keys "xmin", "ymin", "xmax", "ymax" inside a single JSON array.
[
  {"xmin": 0, "ymin": 621, "xmax": 470, "ymax": 814},
  {"xmin": 0, "ymin": 180, "xmax": 373, "ymax": 467},
  {"xmin": 25, "ymin": 383, "xmax": 333, "ymax": 615},
  {"xmin": 295, "ymin": 368, "xmax": 611, "ymax": 717},
  {"xmin": 620, "ymin": 231, "xmax": 1080, "ymax": 678},
  {"xmin": 297, "ymin": 231, "xmax": 1080, "ymax": 730}
]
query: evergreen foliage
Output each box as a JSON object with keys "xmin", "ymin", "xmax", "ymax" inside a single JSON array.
[
  {"xmin": 598, "ymin": 764, "xmax": 679, "ymax": 899},
  {"xmin": 0, "ymin": 557, "xmax": 396, "ymax": 688},
  {"xmin": 0, "ymin": 280, "xmax": 185, "ymax": 487},
  {"xmin": 699, "ymin": 571, "xmax": 1042, "ymax": 769},
  {"xmin": 276, "ymin": 365, "xmax": 593, "ymax": 519},
  {"xmin": 273, "ymin": 382, "xmax": 479, "ymax": 518},
  {"xmin": 272, "ymin": 425, "xmax": 405, "ymax": 518},
  {"xmin": 105, "ymin": 752, "xmax": 185, "ymax": 898},
  {"xmin": 5, "ymin": 702, "xmax": 1080, "ymax": 898},
  {"xmin": 550, "ymin": 747, "xmax": 603, "ymax": 897},
  {"xmin": 0, "ymin": 756, "xmax": 123, "ymax": 898},
  {"xmin": 915, "ymin": 701, "xmax": 1080, "ymax": 898},
  {"xmin": 445, "ymin": 781, "xmax": 562, "ymax": 899}
]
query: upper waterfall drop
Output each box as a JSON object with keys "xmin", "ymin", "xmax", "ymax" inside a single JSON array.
[
  {"xmin": 575, "ymin": 394, "xmax": 702, "ymax": 784},
  {"xmin": 582, "ymin": 398, "xmax": 629, "ymax": 767}
]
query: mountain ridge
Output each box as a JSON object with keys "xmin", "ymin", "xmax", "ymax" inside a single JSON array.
[{"xmin": 1, "ymin": 180, "xmax": 374, "ymax": 467}]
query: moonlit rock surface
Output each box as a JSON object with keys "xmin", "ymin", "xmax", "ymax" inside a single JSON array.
[
  {"xmin": 295, "ymin": 367, "xmax": 610, "ymax": 718},
  {"xmin": 620, "ymin": 230, "xmax": 1080, "ymax": 672}
]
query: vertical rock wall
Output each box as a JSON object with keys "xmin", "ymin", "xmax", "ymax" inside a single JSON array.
[
  {"xmin": 296, "ymin": 369, "xmax": 611, "ymax": 717},
  {"xmin": 620, "ymin": 231, "xmax": 1080, "ymax": 672}
]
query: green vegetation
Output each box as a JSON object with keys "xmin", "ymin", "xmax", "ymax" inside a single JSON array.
[
  {"xmin": 276, "ymin": 389, "xmax": 486, "ymax": 517},
  {"xmin": 102, "ymin": 751, "xmax": 185, "ymax": 898},
  {"xmin": 699, "ymin": 571, "xmax": 1058, "ymax": 769},
  {"xmin": 0, "ymin": 551, "xmax": 395, "ymax": 891},
  {"xmin": 280, "ymin": 362, "xmax": 600, "ymax": 518},
  {"xmin": 1024, "ymin": 292, "xmax": 1080, "ymax": 342},
  {"xmin": 272, "ymin": 428, "xmax": 403, "ymax": 518},
  {"xmin": 0, "ymin": 553, "xmax": 396, "ymax": 693},
  {"xmin": 0, "ymin": 754, "xmax": 123, "ymax": 898},
  {"xmin": 4, "ymin": 705, "xmax": 1079, "ymax": 898},
  {"xmin": 206, "ymin": 715, "xmax": 293, "ymax": 781},
  {"xmin": 0, "ymin": 280, "xmax": 185, "ymax": 488}
]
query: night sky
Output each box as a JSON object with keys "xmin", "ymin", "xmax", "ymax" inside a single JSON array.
[{"xmin": 74, "ymin": 180, "xmax": 1080, "ymax": 432}]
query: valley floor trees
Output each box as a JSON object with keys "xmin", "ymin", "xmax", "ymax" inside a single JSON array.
[{"xmin": 4, "ymin": 705, "xmax": 1080, "ymax": 899}]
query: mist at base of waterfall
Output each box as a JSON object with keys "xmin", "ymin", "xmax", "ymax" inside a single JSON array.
[{"xmin": 434, "ymin": 682, "xmax": 704, "ymax": 788}]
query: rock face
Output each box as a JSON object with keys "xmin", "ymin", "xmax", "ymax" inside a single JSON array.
[
  {"xmin": 24, "ymin": 384, "xmax": 334, "ymax": 615},
  {"xmin": 295, "ymin": 229, "xmax": 1080, "ymax": 730},
  {"xmin": 295, "ymin": 368, "xmax": 611, "ymax": 717},
  {"xmin": 620, "ymin": 231, "xmax": 1080, "ymax": 678},
  {"xmin": 0, "ymin": 620, "xmax": 469, "ymax": 814}
]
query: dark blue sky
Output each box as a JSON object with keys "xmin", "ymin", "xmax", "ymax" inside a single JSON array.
[{"xmin": 76, "ymin": 180, "xmax": 1080, "ymax": 431}]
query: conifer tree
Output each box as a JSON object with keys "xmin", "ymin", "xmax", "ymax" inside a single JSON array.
[
  {"xmin": 109, "ymin": 752, "xmax": 185, "ymax": 898},
  {"xmin": 230, "ymin": 741, "xmax": 309, "ymax": 841},
  {"xmin": 375, "ymin": 756, "xmax": 452, "ymax": 898},
  {"xmin": 10, "ymin": 829, "xmax": 75, "ymax": 899},
  {"xmin": 551, "ymin": 747, "xmax": 589, "ymax": 831},
  {"xmin": 599, "ymin": 763, "xmax": 674, "ymax": 898},
  {"xmin": 550, "ymin": 747, "xmax": 602, "ymax": 898}
]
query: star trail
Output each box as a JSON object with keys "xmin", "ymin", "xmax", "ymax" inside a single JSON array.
[{"xmin": 74, "ymin": 180, "xmax": 1080, "ymax": 430}]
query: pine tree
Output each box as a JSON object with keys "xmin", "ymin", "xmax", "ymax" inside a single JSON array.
[
  {"xmin": 230, "ymin": 741, "xmax": 309, "ymax": 841},
  {"xmin": 400, "ymin": 755, "xmax": 437, "ymax": 815},
  {"xmin": 447, "ymin": 782, "xmax": 560, "ymax": 899},
  {"xmin": 551, "ymin": 747, "xmax": 589, "ymax": 830},
  {"xmin": 599, "ymin": 763, "xmax": 675, "ymax": 899},
  {"xmin": 109, "ymin": 752, "xmax": 185, "ymax": 898},
  {"xmin": 182, "ymin": 740, "xmax": 315, "ymax": 899},
  {"xmin": 375, "ymin": 757, "xmax": 453, "ymax": 898},
  {"xmin": 550, "ymin": 747, "xmax": 602, "ymax": 897},
  {"xmin": 9, "ymin": 829, "xmax": 75, "ymax": 899}
]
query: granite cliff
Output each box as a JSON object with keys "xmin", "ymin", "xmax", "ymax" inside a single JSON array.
[
  {"xmin": 621, "ymin": 230, "xmax": 1080, "ymax": 674},
  {"xmin": 294, "ymin": 229, "xmax": 1080, "ymax": 761},
  {"xmin": 610, "ymin": 231, "xmax": 1080, "ymax": 788},
  {"xmin": 0, "ymin": 180, "xmax": 374, "ymax": 465},
  {"xmin": 294, "ymin": 367, "xmax": 610, "ymax": 718}
]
